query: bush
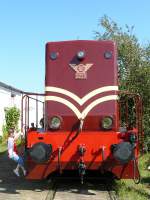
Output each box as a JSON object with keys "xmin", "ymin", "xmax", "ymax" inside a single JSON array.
[
  {"xmin": 95, "ymin": 15, "xmax": 150, "ymax": 149},
  {"xmin": 2, "ymin": 107, "xmax": 20, "ymax": 142},
  {"xmin": 2, "ymin": 124, "xmax": 8, "ymax": 143},
  {"xmin": 4, "ymin": 106, "xmax": 20, "ymax": 131},
  {"xmin": 0, "ymin": 136, "xmax": 2, "ymax": 144}
]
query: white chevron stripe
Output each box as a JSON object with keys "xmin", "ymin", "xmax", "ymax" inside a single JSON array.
[
  {"xmin": 45, "ymin": 86, "xmax": 118, "ymax": 106},
  {"xmin": 45, "ymin": 96, "xmax": 82, "ymax": 119},
  {"xmin": 82, "ymin": 95, "xmax": 118, "ymax": 119},
  {"xmin": 45, "ymin": 95, "xmax": 118, "ymax": 119}
]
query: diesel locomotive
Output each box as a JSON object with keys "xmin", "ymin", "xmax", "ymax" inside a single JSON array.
[{"xmin": 22, "ymin": 40, "xmax": 143, "ymax": 183}]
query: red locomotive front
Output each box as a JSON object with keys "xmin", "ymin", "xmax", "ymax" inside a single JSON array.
[{"xmin": 24, "ymin": 40, "xmax": 142, "ymax": 182}]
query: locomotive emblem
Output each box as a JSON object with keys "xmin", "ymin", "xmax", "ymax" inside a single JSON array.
[{"xmin": 69, "ymin": 63, "xmax": 93, "ymax": 79}]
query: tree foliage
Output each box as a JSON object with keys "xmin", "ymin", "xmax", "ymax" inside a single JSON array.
[
  {"xmin": 2, "ymin": 107, "xmax": 20, "ymax": 143},
  {"xmin": 95, "ymin": 15, "xmax": 150, "ymax": 143},
  {"xmin": 4, "ymin": 106, "xmax": 20, "ymax": 132}
]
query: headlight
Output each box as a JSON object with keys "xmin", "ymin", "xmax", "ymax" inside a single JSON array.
[
  {"xmin": 102, "ymin": 116, "xmax": 113, "ymax": 130},
  {"xmin": 77, "ymin": 51, "xmax": 85, "ymax": 60},
  {"xmin": 104, "ymin": 51, "xmax": 112, "ymax": 59},
  {"xmin": 50, "ymin": 52, "xmax": 58, "ymax": 60},
  {"xmin": 49, "ymin": 116, "xmax": 61, "ymax": 130}
]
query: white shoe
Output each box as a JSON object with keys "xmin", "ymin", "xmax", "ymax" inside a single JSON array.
[{"xmin": 13, "ymin": 169, "xmax": 20, "ymax": 177}]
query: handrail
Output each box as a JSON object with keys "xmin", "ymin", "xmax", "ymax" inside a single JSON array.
[
  {"xmin": 21, "ymin": 93, "xmax": 45, "ymax": 132},
  {"xmin": 118, "ymin": 90, "xmax": 143, "ymax": 151}
]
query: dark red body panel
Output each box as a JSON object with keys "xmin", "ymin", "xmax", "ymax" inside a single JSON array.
[{"xmin": 45, "ymin": 40, "xmax": 118, "ymax": 130}]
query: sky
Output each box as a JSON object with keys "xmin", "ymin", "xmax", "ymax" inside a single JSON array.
[{"xmin": 0, "ymin": 0, "xmax": 150, "ymax": 93}]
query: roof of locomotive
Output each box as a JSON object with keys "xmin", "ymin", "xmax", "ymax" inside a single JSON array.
[{"xmin": 46, "ymin": 40, "xmax": 116, "ymax": 47}]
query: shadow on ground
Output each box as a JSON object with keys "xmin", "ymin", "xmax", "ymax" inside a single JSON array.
[{"xmin": 0, "ymin": 151, "xmax": 50, "ymax": 196}]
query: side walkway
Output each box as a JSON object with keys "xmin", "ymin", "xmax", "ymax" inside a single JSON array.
[{"xmin": 0, "ymin": 151, "xmax": 49, "ymax": 200}]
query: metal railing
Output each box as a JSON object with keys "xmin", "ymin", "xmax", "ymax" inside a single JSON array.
[
  {"xmin": 21, "ymin": 92, "xmax": 45, "ymax": 132},
  {"xmin": 119, "ymin": 91, "xmax": 143, "ymax": 150}
]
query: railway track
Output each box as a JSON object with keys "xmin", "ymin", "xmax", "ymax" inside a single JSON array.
[{"xmin": 45, "ymin": 178, "xmax": 118, "ymax": 200}]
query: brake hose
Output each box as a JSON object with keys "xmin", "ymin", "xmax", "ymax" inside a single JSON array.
[{"xmin": 133, "ymin": 157, "xmax": 141, "ymax": 184}]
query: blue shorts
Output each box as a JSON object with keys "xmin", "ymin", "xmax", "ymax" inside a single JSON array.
[{"xmin": 9, "ymin": 152, "xmax": 24, "ymax": 166}]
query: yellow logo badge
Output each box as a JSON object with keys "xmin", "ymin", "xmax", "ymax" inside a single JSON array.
[{"xmin": 69, "ymin": 63, "xmax": 93, "ymax": 79}]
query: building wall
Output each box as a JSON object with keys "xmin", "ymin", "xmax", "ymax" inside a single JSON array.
[
  {"xmin": 0, "ymin": 85, "xmax": 44, "ymax": 136},
  {"xmin": 0, "ymin": 87, "xmax": 22, "ymax": 136}
]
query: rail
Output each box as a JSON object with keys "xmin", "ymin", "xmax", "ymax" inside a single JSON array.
[
  {"xmin": 21, "ymin": 92, "xmax": 45, "ymax": 132},
  {"xmin": 45, "ymin": 179, "xmax": 118, "ymax": 200}
]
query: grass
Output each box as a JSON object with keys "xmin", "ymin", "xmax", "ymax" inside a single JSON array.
[{"xmin": 115, "ymin": 153, "xmax": 150, "ymax": 200}]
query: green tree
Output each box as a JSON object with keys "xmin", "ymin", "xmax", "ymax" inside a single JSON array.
[
  {"xmin": 95, "ymin": 15, "xmax": 150, "ymax": 146},
  {"xmin": 4, "ymin": 106, "xmax": 20, "ymax": 132},
  {"xmin": 2, "ymin": 107, "xmax": 20, "ymax": 142}
]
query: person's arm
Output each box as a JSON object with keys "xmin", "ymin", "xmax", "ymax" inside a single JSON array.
[{"xmin": 14, "ymin": 133, "xmax": 21, "ymax": 140}]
